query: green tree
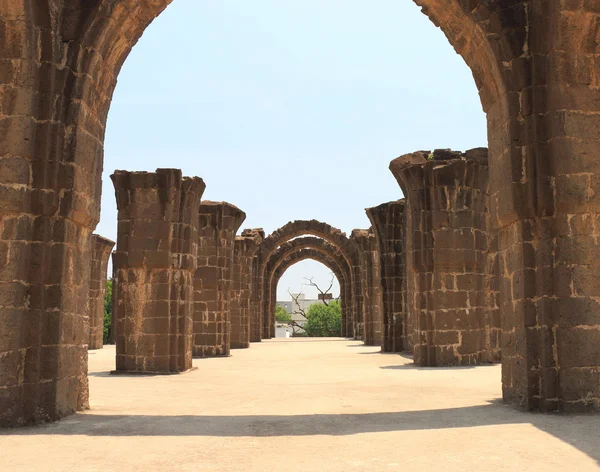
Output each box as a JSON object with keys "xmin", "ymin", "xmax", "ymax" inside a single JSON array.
[
  {"xmin": 103, "ymin": 279, "xmax": 113, "ymax": 344},
  {"xmin": 275, "ymin": 305, "xmax": 292, "ymax": 323},
  {"xmin": 303, "ymin": 300, "xmax": 342, "ymax": 337}
]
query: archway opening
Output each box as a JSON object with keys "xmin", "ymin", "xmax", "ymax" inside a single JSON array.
[{"xmin": 275, "ymin": 260, "xmax": 342, "ymax": 338}]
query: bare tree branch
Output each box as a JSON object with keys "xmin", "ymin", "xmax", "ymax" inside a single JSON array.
[{"xmin": 302, "ymin": 273, "xmax": 335, "ymax": 306}]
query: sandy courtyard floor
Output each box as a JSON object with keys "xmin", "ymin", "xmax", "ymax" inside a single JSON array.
[{"xmin": 1, "ymin": 338, "xmax": 599, "ymax": 471}]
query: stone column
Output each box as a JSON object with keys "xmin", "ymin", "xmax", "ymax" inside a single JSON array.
[
  {"xmin": 108, "ymin": 252, "xmax": 118, "ymax": 346},
  {"xmin": 88, "ymin": 235, "xmax": 115, "ymax": 350},
  {"xmin": 391, "ymin": 149, "xmax": 493, "ymax": 367},
  {"xmin": 250, "ymin": 252, "xmax": 264, "ymax": 343},
  {"xmin": 350, "ymin": 230, "xmax": 383, "ymax": 347},
  {"xmin": 231, "ymin": 229, "xmax": 263, "ymax": 349},
  {"xmin": 111, "ymin": 169, "xmax": 205, "ymax": 374},
  {"xmin": 366, "ymin": 201, "xmax": 407, "ymax": 353},
  {"xmin": 194, "ymin": 202, "xmax": 246, "ymax": 357}
]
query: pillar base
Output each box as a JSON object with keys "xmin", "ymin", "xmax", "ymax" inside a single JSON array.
[
  {"xmin": 110, "ymin": 367, "xmax": 198, "ymax": 376},
  {"xmin": 230, "ymin": 343, "xmax": 250, "ymax": 349}
]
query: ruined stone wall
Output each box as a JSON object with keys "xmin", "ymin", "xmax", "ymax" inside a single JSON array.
[
  {"xmin": 366, "ymin": 201, "xmax": 407, "ymax": 353},
  {"xmin": 88, "ymin": 235, "xmax": 115, "ymax": 350},
  {"xmin": 111, "ymin": 169, "xmax": 205, "ymax": 374},
  {"xmin": 231, "ymin": 229, "xmax": 263, "ymax": 349},
  {"xmin": 391, "ymin": 149, "xmax": 494, "ymax": 366},
  {"xmin": 193, "ymin": 202, "xmax": 246, "ymax": 357},
  {"xmin": 350, "ymin": 230, "xmax": 383, "ymax": 347}
]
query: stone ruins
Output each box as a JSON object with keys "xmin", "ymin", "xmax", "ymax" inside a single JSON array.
[{"xmin": 1, "ymin": 1, "xmax": 600, "ymax": 428}]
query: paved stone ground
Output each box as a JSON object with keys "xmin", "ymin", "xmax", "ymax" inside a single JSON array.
[{"xmin": 1, "ymin": 339, "xmax": 599, "ymax": 471}]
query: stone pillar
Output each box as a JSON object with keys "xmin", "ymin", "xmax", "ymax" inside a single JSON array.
[
  {"xmin": 366, "ymin": 201, "xmax": 407, "ymax": 353},
  {"xmin": 250, "ymin": 252, "xmax": 263, "ymax": 343},
  {"xmin": 350, "ymin": 230, "xmax": 383, "ymax": 347},
  {"xmin": 194, "ymin": 202, "xmax": 246, "ymax": 357},
  {"xmin": 391, "ymin": 149, "xmax": 493, "ymax": 366},
  {"xmin": 88, "ymin": 235, "xmax": 115, "ymax": 350},
  {"xmin": 111, "ymin": 169, "xmax": 205, "ymax": 374},
  {"xmin": 108, "ymin": 252, "xmax": 118, "ymax": 346},
  {"xmin": 231, "ymin": 229, "xmax": 263, "ymax": 349}
]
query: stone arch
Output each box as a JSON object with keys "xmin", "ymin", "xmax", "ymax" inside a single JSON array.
[
  {"xmin": 255, "ymin": 221, "xmax": 363, "ymax": 340},
  {"xmin": 2, "ymin": 1, "xmax": 600, "ymax": 426},
  {"xmin": 264, "ymin": 237, "xmax": 353, "ymax": 339},
  {"xmin": 271, "ymin": 249, "xmax": 347, "ymax": 338}
]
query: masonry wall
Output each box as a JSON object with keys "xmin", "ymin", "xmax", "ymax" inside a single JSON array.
[
  {"xmin": 391, "ymin": 149, "xmax": 495, "ymax": 366},
  {"xmin": 231, "ymin": 229, "xmax": 263, "ymax": 349},
  {"xmin": 88, "ymin": 235, "xmax": 115, "ymax": 350},
  {"xmin": 193, "ymin": 202, "xmax": 246, "ymax": 357},
  {"xmin": 111, "ymin": 169, "xmax": 205, "ymax": 374},
  {"xmin": 366, "ymin": 201, "xmax": 407, "ymax": 353}
]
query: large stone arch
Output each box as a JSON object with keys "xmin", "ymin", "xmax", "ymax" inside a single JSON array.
[
  {"xmin": 255, "ymin": 220, "xmax": 364, "ymax": 341},
  {"xmin": 264, "ymin": 237, "xmax": 352, "ymax": 339},
  {"xmin": 2, "ymin": 1, "xmax": 600, "ymax": 426}
]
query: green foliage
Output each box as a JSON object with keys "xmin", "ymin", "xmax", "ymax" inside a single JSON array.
[
  {"xmin": 103, "ymin": 279, "xmax": 113, "ymax": 344},
  {"xmin": 275, "ymin": 305, "xmax": 292, "ymax": 323},
  {"xmin": 303, "ymin": 300, "xmax": 342, "ymax": 337}
]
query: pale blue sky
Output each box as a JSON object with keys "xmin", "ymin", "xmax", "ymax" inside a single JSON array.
[{"xmin": 98, "ymin": 0, "xmax": 486, "ymax": 300}]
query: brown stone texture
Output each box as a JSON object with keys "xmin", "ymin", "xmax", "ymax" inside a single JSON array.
[
  {"xmin": 366, "ymin": 201, "xmax": 408, "ymax": 353},
  {"xmin": 88, "ymin": 235, "xmax": 115, "ymax": 350},
  {"xmin": 231, "ymin": 229, "xmax": 263, "ymax": 349},
  {"xmin": 111, "ymin": 169, "xmax": 205, "ymax": 374},
  {"xmin": 264, "ymin": 237, "xmax": 352, "ymax": 337},
  {"xmin": 391, "ymin": 149, "xmax": 495, "ymax": 366},
  {"xmin": 193, "ymin": 202, "xmax": 246, "ymax": 357},
  {"xmin": 350, "ymin": 229, "xmax": 383, "ymax": 347},
  {"xmin": 2, "ymin": 0, "xmax": 600, "ymax": 427},
  {"xmin": 257, "ymin": 221, "xmax": 362, "ymax": 339},
  {"xmin": 416, "ymin": 0, "xmax": 600, "ymax": 412}
]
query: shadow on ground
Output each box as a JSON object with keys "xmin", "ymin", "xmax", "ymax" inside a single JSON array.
[{"xmin": 3, "ymin": 404, "xmax": 599, "ymax": 465}]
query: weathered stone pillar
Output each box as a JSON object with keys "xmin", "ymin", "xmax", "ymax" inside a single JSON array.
[
  {"xmin": 88, "ymin": 235, "xmax": 116, "ymax": 350},
  {"xmin": 108, "ymin": 252, "xmax": 118, "ymax": 346},
  {"xmin": 250, "ymin": 253, "xmax": 263, "ymax": 343},
  {"xmin": 194, "ymin": 202, "xmax": 246, "ymax": 357},
  {"xmin": 366, "ymin": 201, "xmax": 407, "ymax": 353},
  {"xmin": 391, "ymin": 149, "xmax": 493, "ymax": 366},
  {"xmin": 111, "ymin": 169, "xmax": 205, "ymax": 374},
  {"xmin": 350, "ymin": 230, "xmax": 383, "ymax": 347},
  {"xmin": 231, "ymin": 229, "xmax": 263, "ymax": 349}
]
